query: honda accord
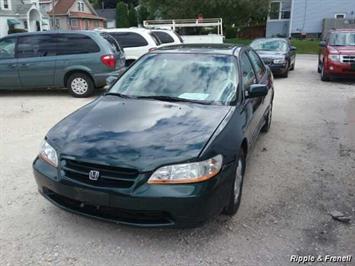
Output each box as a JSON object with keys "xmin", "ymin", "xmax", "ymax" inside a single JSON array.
[{"xmin": 33, "ymin": 44, "xmax": 274, "ymax": 227}]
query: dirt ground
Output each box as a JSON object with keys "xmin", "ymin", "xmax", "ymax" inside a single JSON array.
[{"xmin": 0, "ymin": 55, "xmax": 354, "ymax": 266}]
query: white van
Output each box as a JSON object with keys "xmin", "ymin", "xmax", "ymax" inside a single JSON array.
[{"xmin": 101, "ymin": 28, "xmax": 161, "ymax": 65}]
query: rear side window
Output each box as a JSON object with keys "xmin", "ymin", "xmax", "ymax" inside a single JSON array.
[
  {"xmin": 100, "ymin": 33, "xmax": 123, "ymax": 53},
  {"xmin": 109, "ymin": 32, "xmax": 148, "ymax": 48},
  {"xmin": 153, "ymin": 31, "xmax": 174, "ymax": 44},
  {"xmin": 17, "ymin": 35, "xmax": 57, "ymax": 58},
  {"xmin": 247, "ymin": 50, "xmax": 266, "ymax": 80},
  {"xmin": 55, "ymin": 34, "xmax": 100, "ymax": 55},
  {"xmin": 0, "ymin": 37, "xmax": 16, "ymax": 59},
  {"xmin": 149, "ymin": 32, "xmax": 162, "ymax": 46}
]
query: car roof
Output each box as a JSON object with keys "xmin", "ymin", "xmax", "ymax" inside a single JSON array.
[
  {"xmin": 153, "ymin": 43, "xmax": 243, "ymax": 55},
  {"xmin": 101, "ymin": 28, "xmax": 152, "ymax": 33},
  {"xmin": 3, "ymin": 30, "xmax": 99, "ymax": 38},
  {"xmin": 252, "ymin": 37, "xmax": 288, "ymax": 42}
]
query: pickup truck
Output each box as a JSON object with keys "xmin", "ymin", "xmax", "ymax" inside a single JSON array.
[{"xmin": 318, "ymin": 29, "xmax": 355, "ymax": 81}]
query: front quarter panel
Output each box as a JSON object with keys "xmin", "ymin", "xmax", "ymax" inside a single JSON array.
[{"xmin": 200, "ymin": 106, "xmax": 245, "ymax": 165}]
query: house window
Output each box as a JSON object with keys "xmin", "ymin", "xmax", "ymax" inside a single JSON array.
[
  {"xmin": 2, "ymin": 0, "xmax": 10, "ymax": 9},
  {"xmin": 71, "ymin": 19, "xmax": 79, "ymax": 27},
  {"xmin": 269, "ymin": 1, "xmax": 290, "ymax": 20},
  {"xmin": 335, "ymin": 13, "xmax": 346, "ymax": 19},
  {"xmin": 269, "ymin": 2, "xmax": 281, "ymax": 20},
  {"xmin": 78, "ymin": 2, "xmax": 84, "ymax": 12}
]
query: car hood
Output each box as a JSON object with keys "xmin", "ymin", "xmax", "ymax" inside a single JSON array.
[
  {"xmin": 47, "ymin": 96, "xmax": 231, "ymax": 172},
  {"xmin": 255, "ymin": 50, "xmax": 286, "ymax": 59},
  {"xmin": 329, "ymin": 46, "xmax": 355, "ymax": 55}
]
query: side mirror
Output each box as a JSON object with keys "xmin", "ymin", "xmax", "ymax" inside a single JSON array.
[
  {"xmin": 104, "ymin": 75, "xmax": 118, "ymax": 91},
  {"xmin": 247, "ymin": 84, "xmax": 268, "ymax": 98},
  {"xmin": 290, "ymin": 46, "xmax": 296, "ymax": 51},
  {"xmin": 320, "ymin": 41, "xmax": 326, "ymax": 47}
]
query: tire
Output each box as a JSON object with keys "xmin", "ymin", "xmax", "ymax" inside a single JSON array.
[
  {"xmin": 281, "ymin": 61, "xmax": 289, "ymax": 78},
  {"xmin": 317, "ymin": 61, "xmax": 322, "ymax": 73},
  {"xmin": 223, "ymin": 149, "xmax": 246, "ymax": 216},
  {"xmin": 320, "ymin": 62, "xmax": 330, "ymax": 82},
  {"xmin": 261, "ymin": 103, "xmax": 272, "ymax": 133},
  {"xmin": 67, "ymin": 72, "xmax": 94, "ymax": 98},
  {"xmin": 290, "ymin": 61, "xmax": 295, "ymax": 71}
]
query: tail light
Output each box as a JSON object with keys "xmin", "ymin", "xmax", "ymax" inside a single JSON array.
[
  {"xmin": 148, "ymin": 48, "xmax": 156, "ymax": 52},
  {"xmin": 101, "ymin": 54, "xmax": 116, "ymax": 69}
]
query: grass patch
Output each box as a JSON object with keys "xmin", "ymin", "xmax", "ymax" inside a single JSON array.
[{"xmin": 225, "ymin": 38, "xmax": 320, "ymax": 54}]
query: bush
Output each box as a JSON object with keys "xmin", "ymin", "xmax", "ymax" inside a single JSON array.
[{"xmin": 225, "ymin": 26, "xmax": 237, "ymax": 39}]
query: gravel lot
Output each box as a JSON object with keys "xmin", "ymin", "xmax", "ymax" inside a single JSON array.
[{"xmin": 0, "ymin": 55, "xmax": 354, "ymax": 266}]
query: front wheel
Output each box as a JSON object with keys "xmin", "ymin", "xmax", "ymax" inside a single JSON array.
[
  {"xmin": 67, "ymin": 73, "xmax": 94, "ymax": 98},
  {"xmin": 261, "ymin": 104, "xmax": 272, "ymax": 133},
  {"xmin": 320, "ymin": 63, "xmax": 330, "ymax": 81},
  {"xmin": 281, "ymin": 61, "xmax": 289, "ymax": 78},
  {"xmin": 290, "ymin": 61, "xmax": 295, "ymax": 71},
  {"xmin": 223, "ymin": 149, "xmax": 246, "ymax": 216}
]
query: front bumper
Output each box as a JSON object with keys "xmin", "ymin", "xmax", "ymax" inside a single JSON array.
[
  {"xmin": 33, "ymin": 157, "xmax": 234, "ymax": 228},
  {"xmin": 267, "ymin": 63, "xmax": 288, "ymax": 74},
  {"xmin": 93, "ymin": 68, "xmax": 125, "ymax": 88},
  {"xmin": 325, "ymin": 61, "xmax": 355, "ymax": 78}
]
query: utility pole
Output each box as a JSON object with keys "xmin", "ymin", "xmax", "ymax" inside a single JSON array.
[{"xmin": 52, "ymin": 0, "xmax": 56, "ymax": 29}]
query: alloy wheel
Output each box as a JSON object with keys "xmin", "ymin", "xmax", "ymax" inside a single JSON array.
[{"xmin": 71, "ymin": 78, "xmax": 89, "ymax": 95}]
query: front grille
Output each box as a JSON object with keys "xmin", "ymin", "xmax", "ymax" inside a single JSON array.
[
  {"xmin": 61, "ymin": 159, "xmax": 138, "ymax": 188},
  {"xmin": 341, "ymin": 55, "xmax": 355, "ymax": 63},
  {"xmin": 43, "ymin": 188, "xmax": 174, "ymax": 226},
  {"xmin": 262, "ymin": 58, "xmax": 273, "ymax": 65}
]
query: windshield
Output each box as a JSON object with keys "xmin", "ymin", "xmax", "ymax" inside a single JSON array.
[
  {"xmin": 329, "ymin": 32, "xmax": 355, "ymax": 46},
  {"xmin": 109, "ymin": 53, "xmax": 238, "ymax": 105},
  {"xmin": 250, "ymin": 39, "xmax": 288, "ymax": 52}
]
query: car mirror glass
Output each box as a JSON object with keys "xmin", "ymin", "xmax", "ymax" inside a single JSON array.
[{"xmin": 247, "ymin": 84, "xmax": 268, "ymax": 98}]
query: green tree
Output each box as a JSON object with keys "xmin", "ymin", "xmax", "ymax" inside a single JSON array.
[
  {"xmin": 137, "ymin": 4, "xmax": 149, "ymax": 24},
  {"xmin": 128, "ymin": 5, "xmax": 138, "ymax": 26},
  {"xmin": 116, "ymin": 1, "xmax": 130, "ymax": 28},
  {"xmin": 140, "ymin": 0, "xmax": 270, "ymax": 27}
]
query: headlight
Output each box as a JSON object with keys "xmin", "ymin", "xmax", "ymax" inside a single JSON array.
[
  {"xmin": 39, "ymin": 140, "xmax": 58, "ymax": 167},
  {"xmin": 328, "ymin": 54, "xmax": 340, "ymax": 62},
  {"xmin": 148, "ymin": 155, "xmax": 223, "ymax": 184},
  {"xmin": 273, "ymin": 58, "xmax": 286, "ymax": 64}
]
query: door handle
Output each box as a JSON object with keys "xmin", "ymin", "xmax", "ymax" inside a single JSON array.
[
  {"xmin": 21, "ymin": 63, "xmax": 31, "ymax": 67},
  {"xmin": 8, "ymin": 64, "xmax": 17, "ymax": 68}
]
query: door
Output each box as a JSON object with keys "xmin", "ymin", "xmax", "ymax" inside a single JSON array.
[
  {"xmin": 248, "ymin": 49, "xmax": 272, "ymax": 131},
  {"xmin": 16, "ymin": 35, "xmax": 56, "ymax": 89},
  {"xmin": 0, "ymin": 37, "xmax": 20, "ymax": 89},
  {"xmin": 239, "ymin": 51, "xmax": 261, "ymax": 145}
]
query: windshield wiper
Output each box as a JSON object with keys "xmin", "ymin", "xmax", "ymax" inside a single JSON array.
[
  {"xmin": 105, "ymin": 92, "xmax": 137, "ymax": 99},
  {"xmin": 136, "ymin": 95, "xmax": 213, "ymax": 105}
]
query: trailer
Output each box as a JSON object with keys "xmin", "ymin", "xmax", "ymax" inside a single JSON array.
[{"xmin": 143, "ymin": 18, "xmax": 224, "ymax": 44}]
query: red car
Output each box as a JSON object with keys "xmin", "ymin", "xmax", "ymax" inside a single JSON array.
[{"xmin": 318, "ymin": 29, "xmax": 355, "ymax": 81}]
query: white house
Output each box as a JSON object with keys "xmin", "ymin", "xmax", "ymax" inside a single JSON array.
[
  {"xmin": 266, "ymin": 0, "xmax": 355, "ymax": 38},
  {"xmin": 0, "ymin": 0, "xmax": 50, "ymax": 38}
]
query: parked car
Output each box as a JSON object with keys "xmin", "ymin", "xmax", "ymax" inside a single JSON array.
[
  {"xmin": 318, "ymin": 29, "xmax": 355, "ymax": 81},
  {"xmin": 33, "ymin": 44, "xmax": 274, "ymax": 228},
  {"xmin": 250, "ymin": 38, "xmax": 296, "ymax": 78},
  {"xmin": 151, "ymin": 29, "xmax": 184, "ymax": 46},
  {"xmin": 0, "ymin": 31, "xmax": 125, "ymax": 97},
  {"xmin": 101, "ymin": 28, "xmax": 161, "ymax": 65}
]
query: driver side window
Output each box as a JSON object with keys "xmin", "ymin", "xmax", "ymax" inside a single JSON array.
[
  {"xmin": 0, "ymin": 38, "xmax": 16, "ymax": 59},
  {"xmin": 240, "ymin": 52, "xmax": 257, "ymax": 91}
]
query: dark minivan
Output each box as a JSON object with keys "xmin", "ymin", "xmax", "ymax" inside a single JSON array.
[
  {"xmin": 0, "ymin": 31, "xmax": 125, "ymax": 97},
  {"xmin": 33, "ymin": 44, "xmax": 274, "ymax": 227}
]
